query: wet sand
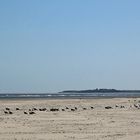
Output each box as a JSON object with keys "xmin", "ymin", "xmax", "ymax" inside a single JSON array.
[{"xmin": 0, "ymin": 98, "xmax": 140, "ymax": 140}]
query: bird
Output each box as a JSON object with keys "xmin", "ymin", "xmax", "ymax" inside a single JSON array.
[
  {"xmin": 4, "ymin": 111, "xmax": 8, "ymax": 114},
  {"xmin": 9, "ymin": 111, "xmax": 13, "ymax": 114},
  {"xmin": 29, "ymin": 111, "xmax": 35, "ymax": 114},
  {"xmin": 39, "ymin": 108, "xmax": 46, "ymax": 111},
  {"xmin": 16, "ymin": 108, "xmax": 20, "ymax": 110},
  {"xmin": 32, "ymin": 108, "xmax": 37, "ymax": 111},
  {"xmin": 71, "ymin": 109, "xmax": 75, "ymax": 111},
  {"xmin": 74, "ymin": 107, "xmax": 77, "ymax": 110},
  {"xmin": 120, "ymin": 105, "xmax": 125, "ymax": 109},
  {"xmin": 105, "ymin": 106, "xmax": 113, "ymax": 109},
  {"xmin": 24, "ymin": 111, "xmax": 28, "ymax": 114},
  {"xmin": 50, "ymin": 108, "xmax": 59, "ymax": 111},
  {"xmin": 5, "ymin": 108, "xmax": 10, "ymax": 111},
  {"xmin": 134, "ymin": 104, "xmax": 139, "ymax": 109}
]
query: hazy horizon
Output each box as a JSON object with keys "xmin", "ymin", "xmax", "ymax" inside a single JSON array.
[{"xmin": 0, "ymin": 0, "xmax": 140, "ymax": 93}]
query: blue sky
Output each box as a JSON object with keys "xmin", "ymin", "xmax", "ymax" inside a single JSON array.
[{"xmin": 0, "ymin": 0, "xmax": 140, "ymax": 93}]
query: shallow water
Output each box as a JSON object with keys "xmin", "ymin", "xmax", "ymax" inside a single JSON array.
[{"xmin": 0, "ymin": 92, "xmax": 140, "ymax": 99}]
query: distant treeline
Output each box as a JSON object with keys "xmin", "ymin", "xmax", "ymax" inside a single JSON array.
[{"xmin": 59, "ymin": 89, "xmax": 140, "ymax": 93}]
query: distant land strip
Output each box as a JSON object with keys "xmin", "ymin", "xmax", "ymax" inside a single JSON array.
[{"xmin": 59, "ymin": 89, "xmax": 140, "ymax": 93}]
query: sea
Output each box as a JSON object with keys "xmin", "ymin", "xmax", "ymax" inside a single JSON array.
[{"xmin": 0, "ymin": 92, "xmax": 140, "ymax": 99}]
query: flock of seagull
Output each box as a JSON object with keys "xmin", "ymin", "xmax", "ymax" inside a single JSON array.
[
  {"xmin": 3, "ymin": 106, "xmax": 94, "ymax": 115},
  {"xmin": 3, "ymin": 101, "xmax": 140, "ymax": 115}
]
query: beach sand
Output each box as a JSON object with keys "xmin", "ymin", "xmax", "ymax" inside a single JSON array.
[{"xmin": 0, "ymin": 98, "xmax": 140, "ymax": 140}]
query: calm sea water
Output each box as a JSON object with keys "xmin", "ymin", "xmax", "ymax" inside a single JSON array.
[{"xmin": 0, "ymin": 92, "xmax": 140, "ymax": 99}]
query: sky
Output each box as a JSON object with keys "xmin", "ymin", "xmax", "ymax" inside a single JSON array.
[{"xmin": 0, "ymin": 0, "xmax": 140, "ymax": 93}]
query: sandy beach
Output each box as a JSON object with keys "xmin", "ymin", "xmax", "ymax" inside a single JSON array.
[{"xmin": 0, "ymin": 98, "xmax": 140, "ymax": 140}]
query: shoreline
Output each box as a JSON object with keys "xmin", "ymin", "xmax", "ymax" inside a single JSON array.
[{"xmin": 0, "ymin": 95, "xmax": 140, "ymax": 100}]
